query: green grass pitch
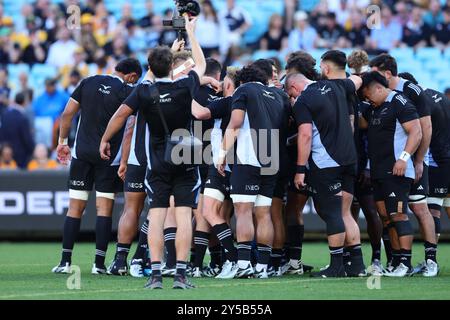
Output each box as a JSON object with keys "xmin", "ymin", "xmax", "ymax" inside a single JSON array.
[{"xmin": 0, "ymin": 242, "xmax": 449, "ymax": 300}]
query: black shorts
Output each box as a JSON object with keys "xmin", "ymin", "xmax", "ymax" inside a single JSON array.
[
  {"xmin": 409, "ymin": 163, "xmax": 429, "ymax": 201},
  {"xmin": 372, "ymin": 176, "xmax": 413, "ymax": 214},
  {"xmin": 124, "ymin": 164, "xmax": 146, "ymax": 193},
  {"xmin": 354, "ymin": 171, "xmax": 374, "ymax": 200},
  {"xmin": 203, "ymin": 166, "xmax": 232, "ymax": 202},
  {"xmin": 273, "ymin": 175, "xmax": 288, "ymax": 200},
  {"xmin": 230, "ymin": 165, "xmax": 277, "ymax": 204},
  {"xmin": 199, "ymin": 165, "xmax": 209, "ymax": 194},
  {"xmin": 308, "ymin": 164, "xmax": 356, "ymax": 197},
  {"xmin": 286, "ymin": 163, "xmax": 312, "ymax": 197},
  {"xmin": 69, "ymin": 158, "xmax": 123, "ymax": 193},
  {"xmin": 145, "ymin": 166, "xmax": 201, "ymax": 209},
  {"xmin": 428, "ymin": 164, "xmax": 450, "ymax": 198}
]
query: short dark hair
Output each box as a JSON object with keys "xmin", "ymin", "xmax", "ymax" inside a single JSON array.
[
  {"xmin": 115, "ymin": 58, "xmax": 143, "ymax": 78},
  {"xmin": 237, "ymin": 65, "xmax": 268, "ymax": 85},
  {"xmin": 361, "ymin": 71, "xmax": 389, "ymax": 89},
  {"xmin": 70, "ymin": 69, "xmax": 81, "ymax": 78},
  {"xmin": 398, "ymin": 72, "xmax": 418, "ymax": 85},
  {"xmin": 252, "ymin": 59, "xmax": 273, "ymax": 81},
  {"xmin": 321, "ymin": 50, "xmax": 347, "ymax": 70},
  {"xmin": 286, "ymin": 51, "xmax": 319, "ymax": 80},
  {"xmin": 205, "ymin": 58, "xmax": 222, "ymax": 77},
  {"xmin": 148, "ymin": 47, "xmax": 173, "ymax": 78},
  {"xmin": 445, "ymin": 87, "xmax": 450, "ymax": 96},
  {"xmin": 369, "ymin": 53, "xmax": 398, "ymax": 76},
  {"xmin": 15, "ymin": 92, "xmax": 26, "ymax": 105}
]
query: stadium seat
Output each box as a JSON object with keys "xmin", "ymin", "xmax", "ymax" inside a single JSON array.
[
  {"xmin": 7, "ymin": 64, "xmax": 30, "ymax": 78},
  {"xmin": 252, "ymin": 50, "xmax": 280, "ymax": 61},
  {"xmin": 390, "ymin": 47, "xmax": 415, "ymax": 62},
  {"xmin": 415, "ymin": 47, "xmax": 442, "ymax": 62},
  {"xmin": 423, "ymin": 59, "xmax": 449, "ymax": 74}
]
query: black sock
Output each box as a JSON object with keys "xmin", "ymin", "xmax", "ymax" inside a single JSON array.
[
  {"xmin": 237, "ymin": 241, "xmax": 252, "ymax": 266},
  {"xmin": 190, "ymin": 247, "xmax": 196, "ymax": 265},
  {"xmin": 329, "ymin": 246, "xmax": 344, "ymax": 269},
  {"xmin": 116, "ymin": 243, "xmax": 131, "ymax": 260},
  {"xmin": 212, "ymin": 223, "xmax": 237, "ymax": 262},
  {"xmin": 61, "ymin": 216, "xmax": 81, "ymax": 264},
  {"xmin": 209, "ymin": 244, "xmax": 222, "ymax": 267},
  {"xmin": 163, "ymin": 227, "xmax": 177, "ymax": 268},
  {"xmin": 256, "ymin": 243, "xmax": 271, "ymax": 266},
  {"xmin": 270, "ymin": 248, "xmax": 283, "ymax": 269},
  {"xmin": 176, "ymin": 260, "xmax": 188, "ymax": 277},
  {"xmin": 392, "ymin": 250, "xmax": 401, "ymax": 267},
  {"xmin": 349, "ymin": 244, "xmax": 364, "ymax": 266},
  {"xmin": 132, "ymin": 220, "xmax": 148, "ymax": 261},
  {"xmin": 424, "ymin": 241, "xmax": 437, "ymax": 262},
  {"xmin": 151, "ymin": 261, "xmax": 162, "ymax": 277},
  {"xmin": 95, "ymin": 216, "xmax": 112, "ymax": 267},
  {"xmin": 371, "ymin": 241, "xmax": 382, "ymax": 262},
  {"xmin": 400, "ymin": 249, "xmax": 412, "ymax": 268},
  {"xmin": 383, "ymin": 225, "xmax": 393, "ymax": 262},
  {"xmin": 433, "ymin": 216, "xmax": 441, "ymax": 235},
  {"xmin": 287, "ymin": 225, "xmax": 303, "ymax": 260},
  {"xmin": 193, "ymin": 231, "xmax": 210, "ymax": 268},
  {"xmin": 343, "ymin": 247, "xmax": 351, "ymax": 265}
]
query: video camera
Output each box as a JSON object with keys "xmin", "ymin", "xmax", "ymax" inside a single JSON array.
[{"xmin": 163, "ymin": 0, "xmax": 201, "ymax": 37}]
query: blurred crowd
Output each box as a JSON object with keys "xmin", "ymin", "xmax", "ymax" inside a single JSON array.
[{"xmin": 0, "ymin": 0, "xmax": 449, "ymax": 170}]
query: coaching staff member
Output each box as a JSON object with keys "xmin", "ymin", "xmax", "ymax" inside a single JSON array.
[
  {"xmin": 100, "ymin": 15, "xmax": 206, "ymax": 290},
  {"xmin": 52, "ymin": 58, "xmax": 142, "ymax": 274},
  {"xmin": 285, "ymin": 72, "xmax": 362, "ymax": 278}
]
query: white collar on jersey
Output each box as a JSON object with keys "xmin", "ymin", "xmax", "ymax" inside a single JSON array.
[
  {"xmin": 155, "ymin": 77, "xmax": 172, "ymax": 83},
  {"xmin": 109, "ymin": 74, "xmax": 124, "ymax": 83},
  {"xmin": 303, "ymin": 81, "xmax": 316, "ymax": 91},
  {"xmin": 154, "ymin": 75, "xmax": 189, "ymax": 83},
  {"xmin": 385, "ymin": 90, "xmax": 397, "ymax": 102},
  {"xmin": 395, "ymin": 77, "xmax": 406, "ymax": 92}
]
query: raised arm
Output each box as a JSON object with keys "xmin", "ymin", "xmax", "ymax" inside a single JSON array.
[{"xmin": 184, "ymin": 15, "xmax": 206, "ymax": 78}]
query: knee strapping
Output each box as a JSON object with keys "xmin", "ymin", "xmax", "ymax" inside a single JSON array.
[
  {"xmin": 433, "ymin": 216, "xmax": 441, "ymax": 235},
  {"xmin": 317, "ymin": 195, "xmax": 345, "ymax": 236},
  {"xmin": 394, "ymin": 220, "xmax": 413, "ymax": 237}
]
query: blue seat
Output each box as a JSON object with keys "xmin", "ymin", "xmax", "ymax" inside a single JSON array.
[
  {"xmin": 390, "ymin": 47, "xmax": 415, "ymax": 62},
  {"xmin": 415, "ymin": 47, "xmax": 442, "ymax": 62},
  {"xmin": 252, "ymin": 50, "xmax": 280, "ymax": 61},
  {"xmin": 7, "ymin": 64, "xmax": 30, "ymax": 78}
]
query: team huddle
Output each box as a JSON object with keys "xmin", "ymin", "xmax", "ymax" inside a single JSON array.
[{"xmin": 51, "ymin": 16, "xmax": 450, "ymax": 289}]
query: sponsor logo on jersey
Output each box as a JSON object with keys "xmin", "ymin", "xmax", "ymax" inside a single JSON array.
[
  {"xmin": 159, "ymin": 93, "xmax": 172, "ymax": 103},
  {"xmin": 99, "ymin": 84, "xmax": 112, "ymax": 95},
  {"xmin": 319, "ymin": 85, "xmax": 332, "ymax": 95},
  {"xmin": 262, "ymin": 90, "xmax": 275, "ymax": 100}
]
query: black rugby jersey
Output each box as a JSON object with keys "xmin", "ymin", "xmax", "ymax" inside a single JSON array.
[
  {"xmin": 293, "ymin": 79, "xmax": 357, "ymax": 170},
  {"xmin": 362, "ymin": 91, "xmax": 418, "ymax": 180},
  {"xmin": 71, "ymin": 74, "xmax": 134, "ymax": 165}
]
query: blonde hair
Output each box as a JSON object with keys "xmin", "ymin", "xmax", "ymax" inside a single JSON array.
[
  {"xmin": 226, "ymin": 66, "xmax": 240, "ymax": 87},
  {"xmin": 347, "ymin": 49, "xmax": 370, "ymax": 75}
]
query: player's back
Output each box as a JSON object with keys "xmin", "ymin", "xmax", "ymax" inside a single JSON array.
[
  {"xmin": 297, "ymin": 79, "xmax": 357, "ymax": 168},
  {"xmin": 425, "ymin": 88, "xmax": 450, "ymax": 166},
  {"xmin": 72, "ymin": 74, "xmax": 133, "ymax": 163}
]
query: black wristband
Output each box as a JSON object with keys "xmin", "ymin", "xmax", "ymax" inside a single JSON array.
[{"xmin": 296, "ymin": 165, "xmax": 307, "ymax": 174}]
